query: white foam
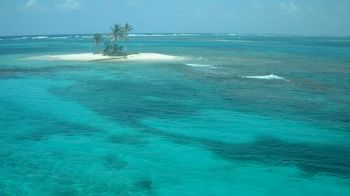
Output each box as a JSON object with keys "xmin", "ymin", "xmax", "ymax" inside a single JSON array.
[
  {"xmin": 243, "ymin": 74, "xmax": 288, "ymax": 80},
  {"xmin": 186, "ymin": 63, "xmax": 216, "ymax": 68},
  {"xmin": 214, "ymin": 39, "xmax": 258, "ymax": 43},
  {"xmin": 173, "ymin": 33, "xmax": 199, "ymax": 36},
  {"xmin": 129, "ymin": 34, "xmax": 167, "ymax": 37},
  {"xmin": 81, "ymin": 36, "xmax": 93, "ymax": 39},
  {"xmin": 11, "ymin": 37, "xmax": 29, "ymax": 40},
  {"xmin": 51, "ymin": 37, "xmax": 68, "ymax": 39},
  {"xmin": 32, "ymin": 36, "xmax": 48, "ymax": 39},
  {"xmin": 215, "ymin": 33, "xmax": 245, "ymax": 36}
]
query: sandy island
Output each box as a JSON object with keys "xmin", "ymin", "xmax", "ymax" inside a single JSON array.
[{"xmin": 27, "ymin": 53, "xmax": 185, "ymax": 62}]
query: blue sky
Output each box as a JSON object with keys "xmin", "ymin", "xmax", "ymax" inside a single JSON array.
[{"xmin": 0, "ymin": 0, "xmax": 350, "ymax": 36}]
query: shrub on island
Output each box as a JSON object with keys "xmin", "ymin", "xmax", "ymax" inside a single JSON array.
[{"xmin": 103, "ymin": 43, "xmax": 124, "ymax": 56}]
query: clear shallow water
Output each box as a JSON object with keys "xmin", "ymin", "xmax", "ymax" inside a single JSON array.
[{"xmin": 1, "ymin": 34, "xmax": 350, "ymax": 195}]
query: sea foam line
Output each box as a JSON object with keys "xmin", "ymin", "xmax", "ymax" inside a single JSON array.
[
  {"xmin": 51, "ymin": 37, "xmax": 68, "ymax": 39},
  {"xmin": 185, "ymin": 63, "xmax": 216, "ymax": 68},
  {"xmin": 242, "ymin": 74, "xmax": 288, "ymax": 81},
  {"xmin": 10, "ymin": 37, "xmax": 29, "ymax": 40},
  {"xmin": 81, "ymin": 36, "xmax": 93, "ymax": 39},
  {"xmin": 31, "ymin": 36, "xmax": 48, "ymax": 39},
  {"xmin": 129, "ymin": 33, "xmax": 199, "ymax": 37}
]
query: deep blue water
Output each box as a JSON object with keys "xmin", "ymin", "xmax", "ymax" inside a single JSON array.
[{"xmin": 1, "ymin": 34, "xmax": 350, "ymax": 195}]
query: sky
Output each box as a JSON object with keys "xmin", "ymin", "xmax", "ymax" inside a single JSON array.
[{"xmin": 0, "ymin": 0, "xmax": 350, "ymax": 36}]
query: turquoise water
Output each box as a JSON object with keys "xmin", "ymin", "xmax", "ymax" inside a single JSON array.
[{"xmin": 1, "ymin": 34, "xmax": 350, "ymax": 195}]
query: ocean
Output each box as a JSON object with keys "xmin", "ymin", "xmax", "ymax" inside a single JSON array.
[{"xmin": 0, "ymin": 34, "xmax": 350, "ymax": 195}]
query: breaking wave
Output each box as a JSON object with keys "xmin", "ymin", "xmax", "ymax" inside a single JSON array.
[
  {"xmin": 10, "ymin": 37, "xmax": 29, "ymax": 40},
  {"xmin": 51, "ymin": 37, "xmax": 68, "ymax": 39},
  {"xmin": 185, "ymin": 63, "xmax": 216, "ymax": 68},
  {"xmin": 31, "ymin": 36, "xmax": 48, "ymax": 39},
  {"xmin": 81, "ymin": 36, "xmax": 93, "ymax": 39},
  {"xmin": 242, "ymin": 74, "xmax": 288, "ymax": 80}
]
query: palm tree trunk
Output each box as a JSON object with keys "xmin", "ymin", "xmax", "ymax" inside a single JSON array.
[{"xmin": 125, "ymin": 37, "xmax": 128, "ymax": 53}]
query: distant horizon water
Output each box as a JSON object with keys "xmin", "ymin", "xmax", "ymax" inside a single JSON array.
[{"xmin": 1, "ymin": 32, "xmax": 350, "ymax": 38}]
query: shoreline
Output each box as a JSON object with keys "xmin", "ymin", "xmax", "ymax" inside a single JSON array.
[{"xmin": 26, "ymin": 53, "xmax": 185, "ymax": 62}]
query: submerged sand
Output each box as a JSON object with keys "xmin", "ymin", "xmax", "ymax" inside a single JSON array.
[{"xmin": 27, "ymin": 53, "xmax": 184, "ymax": 62}]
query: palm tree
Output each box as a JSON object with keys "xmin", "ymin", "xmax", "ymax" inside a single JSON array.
[
  {"xmin": 124, "ymin": 23, "xmax": 133, "ymax": 52},
  {"xmin": 110, "ymin": 24, "xmax": 124, "ymax": 42},
  {"xmin": 124, "ymin": 23, "xmax": 133, "ymax": 39},
  {"xmin": 93, "ymin": 34, "xmax": 103, "ymax": 54}
]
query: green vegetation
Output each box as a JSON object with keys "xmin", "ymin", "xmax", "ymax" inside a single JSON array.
[
  {"xmin": 92, "ymin": 23, "xmax": 133, "ymax": 56},
  {"xmin": 92, "ymin": 34, "xmax": 103, "ymax": 54},
  {"xmin": 110, "ymin": 24, "xmax": 124, "ymax": 42},
  {"xmin": 124, "ymin": 23, "xmax": 134, "ymax": 52},
  {"xmin": 103, "ymin": 43, "xmax": 124, "ymax": 56}
]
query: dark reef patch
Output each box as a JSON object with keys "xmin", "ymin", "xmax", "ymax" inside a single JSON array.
[
  {"xmin": 103, "ymin": 154, "xmax": 128, "ymax": 170},
  {"xmin": 15, "ymin": 120, "xmax": 99, "ymax": 141},
  {"xmin": 140, "ymin": 127, "xmax": 350, "ymax": 177},
  {"xmin": 50, "ymin": 79, "xmax": 199, "ymax": 124},
  {"xmin": 210, "ymin": 136, "xmax": 350, "ymax": 176},
  {"xmin": 0, "ymin": 65, "xmax": 92, "ymax": 79},
  {"xmin": 133, "ymin": 178, "xmax": 153, "ymax": 193},
  {"xmin": 108, "ymin": 134, "xmax": 147, "ymax": 146},
  {"xmin": 0, "ymin": 100, "xmax": 99, "ymax": 141}
]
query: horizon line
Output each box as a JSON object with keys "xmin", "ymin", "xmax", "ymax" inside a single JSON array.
[{"xmin": 1, "ymin": 32, "xmax": 349, "ymax": 38}]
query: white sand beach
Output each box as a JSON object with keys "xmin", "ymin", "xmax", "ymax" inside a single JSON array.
[{"xmin": 27, "ymin": 53, "xmax": 185, "ymax": 62}]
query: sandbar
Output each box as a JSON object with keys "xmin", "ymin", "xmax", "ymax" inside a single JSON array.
[{"xmin": 27, "ymin": 53, "xmax": 185, "ymax": 62}]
